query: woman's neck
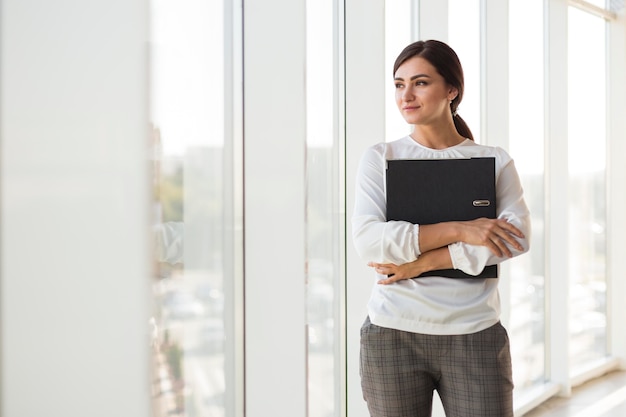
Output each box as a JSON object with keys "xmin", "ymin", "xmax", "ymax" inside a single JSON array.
[{"xmin": 410, "ymin": 123, "xmax": 466, "ymax": 149}]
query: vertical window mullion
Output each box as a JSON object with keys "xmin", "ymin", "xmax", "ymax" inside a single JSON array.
[
  {"xmin": 606, "ymin": 3, "xmax": 626, "ymax": 366},
  {"xmin": 344, "ymin": 1, "xmax": 385, "ymax": 416},
  {"xmin": 545, "ymin": 0, "xmax": 572, "ymax": 396},
  {"xmin": 243, "ymin": 0, "xmax": 308, "ymax": 416}
]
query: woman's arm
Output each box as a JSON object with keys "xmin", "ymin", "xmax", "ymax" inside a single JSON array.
[
  {"xmin": 448, "ymin": 155, "xmax": 531, "ymax": 275},
  {"xmin": 368, "ymin": 247, "xmax": 452, "ymax": 284},
  {"xmin": 419, "ymin": 218, "xmax": 524, "ymax": 257},
  {"xmin": 352, "ymin": 146, "xmax": 528, "ymax": 266},
  {"xmin": 352, "ymin": 146, "xmax": 422, "ymax": 264},
  {"xmin": 369, "ymin": 213, "xmax": 527, "ymax": 284},
  {"xmin": 364, "ymin": 152, "xmax": 530, "ymax": 282}
]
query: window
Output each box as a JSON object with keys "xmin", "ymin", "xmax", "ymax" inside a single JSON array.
[
  {"xmin": 149, "ymin": 0, "xmax": 241, "ymax": 415},
  {"xmin": 385, "ymin": 0, "xmax": 413, "ymax": 141},
  {"xmin": 567, "ymin": 5, "xmax": 608, "ymax": 372},
  {"xmin": 508, "ymin": 0, "xmax": 547, "ymax": 392},
  {"xmin": 306, "ymin": 1, "xmax": 344, "ymax": 416},
  {"xmin": 448, "ymin": 0, "xmax": 481, "ymax": 143}
]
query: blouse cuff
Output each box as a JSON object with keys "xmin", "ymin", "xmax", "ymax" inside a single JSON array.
[
  {"xmin": 413, "ymin": 223, "xmax": 422, "ymax": 257},
  {"xmin": 448, "ymin": 242, "xmax": 483, "ymax": 276}
]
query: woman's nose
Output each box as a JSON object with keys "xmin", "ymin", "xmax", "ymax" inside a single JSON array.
[{"xmin": 402, "ymin": 87, "xmax": 414, "ymax": 101}]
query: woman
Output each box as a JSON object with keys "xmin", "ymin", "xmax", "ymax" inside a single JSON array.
[{"xmin": 352, "ymin": 40, "xmax": 531, "ymax": 417}]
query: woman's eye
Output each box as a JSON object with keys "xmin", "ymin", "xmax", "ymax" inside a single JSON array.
[
  {"xmin": 394, "ymin": 83, "xmax": 403, "ymax": 89},
  {"xmin": 415, "ymin": 81, "xmax": 427, "ymax": 86}
]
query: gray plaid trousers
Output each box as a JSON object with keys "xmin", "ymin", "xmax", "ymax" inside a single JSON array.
[{"xmin": 360, "ymin": 317, "xmax": 514, "ymax": 417}]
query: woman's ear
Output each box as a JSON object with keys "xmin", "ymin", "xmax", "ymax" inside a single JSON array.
[{"xmin": 448, "ymin": 87, "xmax": 459, "ymax": 101}]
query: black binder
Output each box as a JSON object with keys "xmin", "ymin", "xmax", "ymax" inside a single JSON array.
[{"xmin": 386, "ymin": 157, "xmax": 498, "ymax": 279}]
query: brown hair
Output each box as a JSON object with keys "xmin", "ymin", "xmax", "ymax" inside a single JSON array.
[{"xmin": 393, "ymin": 40, "xmax": 474, "ymax": 141}]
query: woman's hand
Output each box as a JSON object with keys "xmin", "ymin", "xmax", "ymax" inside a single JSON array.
[
  {"xmin": 368, "ymin": 247, "xmax": 453, "ymax": 285},
  {"xmin": 368, "ymin": 260, "xmax": 420, "ymax": 284},
  {"xmin": 458, "ymin": 218, "xmax": 524, "ymax": 257}
]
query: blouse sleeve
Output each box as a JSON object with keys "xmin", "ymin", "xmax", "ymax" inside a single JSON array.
[
  {"xmin": 448, "ymin": 153, "xmax": 531, "ymax": 275},
  {"xmin": 351, "ymin": 145, "xmax": 421, "ymax": 265}
]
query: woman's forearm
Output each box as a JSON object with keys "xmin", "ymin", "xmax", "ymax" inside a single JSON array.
[
  {"xmin": 372, "ymin": 247, "xmax": 453, "ymax": 285},
  {"xmin": 415, "ymin": 246, "xmax": 454, "ymax": 273},
  {"xmin": 418, "ymin": 222, "xmax": 461, "ymax": 254},
  {"xmin": 419, "ymin": 218, "xmax": 525, "ymax": 258}
]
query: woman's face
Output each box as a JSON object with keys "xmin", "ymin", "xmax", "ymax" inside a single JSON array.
[{"xmin": 394, "ymin": 56, "xmax": 457, "ymax": 126}]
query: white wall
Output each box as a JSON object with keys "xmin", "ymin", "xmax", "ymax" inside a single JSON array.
[{"xmin": 0, "ymin": 1, "xmax": 150, "ymax": 416}]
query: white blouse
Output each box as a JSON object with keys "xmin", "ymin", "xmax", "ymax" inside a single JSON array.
[{"xmin": 352, "ymin": 136, "xmax": 531, "ymax": 335}]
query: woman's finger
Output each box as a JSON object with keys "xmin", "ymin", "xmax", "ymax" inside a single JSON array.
[
  {"xmin": 378, "ymin": 274, "xmax": 401, "ymax": 285},
  {"xmin": 501, "ymin": 221, "xmax": 524, "ymax": 238},
  {"xmin": 495, "ymin": 237, "xmax": 513, "ymax": 258},
  {"xmin": 494, "ymin": 226, "xmax": 524, "ymax": 252},
  {"xmin": 487, "ymin": 238, "xmax": 504, "ymax": 257}
]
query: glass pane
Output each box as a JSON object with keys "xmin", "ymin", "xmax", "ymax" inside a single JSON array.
[
  {"xmin": 568, "ymin": 6, "xmax": 608, "ymax": 371},
  {"xmin": 385, "ymin": 0, "xmax": 413, "ymax": 141},
  {"xmin": 306, "ymin": 1, "xmax": 343, "ymax": 416},
  {"xmin": 149, "ymin": 1, "xmax": 238, "ymax": 416},
  {"xmin": 448, "ymin": 0, "xmax": 481, "ymax": 143},
  {"xmin": 508, "ymin": 0, "xmax": 546, "ymax": 391}
]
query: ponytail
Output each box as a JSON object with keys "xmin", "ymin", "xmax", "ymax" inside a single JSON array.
[{"xmin": 453, "ymin": 114, "xmax": 474, "ymax": 141}]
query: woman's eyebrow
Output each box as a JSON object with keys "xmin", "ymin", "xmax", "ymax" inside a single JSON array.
[{"xmin": 394, "ymin": 73, "xmax": 432, "ymax": 81}]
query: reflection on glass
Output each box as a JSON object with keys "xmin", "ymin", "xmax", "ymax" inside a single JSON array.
[
  {"xmin": 306, "ymin": 1, "xmax": 342, "ymax": 416},
  {"xmin": 508, "ymin": 0, "xmax": 546, "ymax": 391},
  {"xmin": 568, "ymin": 6, "xmax": 608, "ymax": 371},
  {"xmin": 150, "ymin": 0, "xmax": 232, "ymax": 416}
]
